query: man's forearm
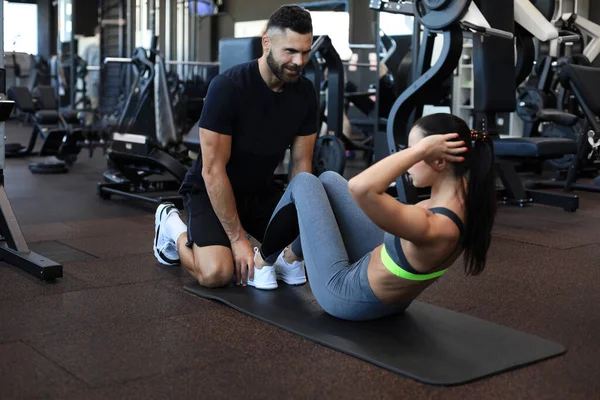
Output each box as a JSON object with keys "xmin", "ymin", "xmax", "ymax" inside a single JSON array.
[
  {"xmin": 290, "ymin": 159, "xmax": 312, "ymax": 180},
  {"xmin": 203, "ymin": 171, "xmax": 245, "ymax": 243}
]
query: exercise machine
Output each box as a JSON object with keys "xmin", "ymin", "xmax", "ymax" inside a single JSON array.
[
  {"xmin": 525, "ymin": 64, "xmax": 600, "ymax": 192},
  {"xmin": 0, "ymin": 1, "xmax": 63, "ymax": 280},
  {"xmin": 305, "ymin": 35, "xmax": 349, "ymax": 175},
  {"xmin": 475, "ymin": 0, "xmax": 579, "ymax": 211},
  {"xmin": 97, "ymin": 47, "xmax": 189, "ymax": 209},
  {"xmin": 558, "ymin": 13, "xmax": 600, "ymax": 64},
  {"xmin": 5, "ymin": 85, "xmax": 87, "ymax": 173},
  {"xmin": 371, "ymin": 0, "xmax": 580, "ymax": 212}
]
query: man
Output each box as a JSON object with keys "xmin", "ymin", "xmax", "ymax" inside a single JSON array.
[
  {"xmin": 82, "ymin": 26, "xmax": 101, "ymax": 109},
  {"xmin": 153, "ymin": 5, "xmax": 318, "ymax": 290}
]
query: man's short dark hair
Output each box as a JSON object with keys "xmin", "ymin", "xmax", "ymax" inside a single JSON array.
[{"xmin": 266, "ymin": 5, "xmax": 313, "ymax": 35}]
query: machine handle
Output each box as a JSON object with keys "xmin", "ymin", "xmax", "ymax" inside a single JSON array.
[
  {"xmin": 461, "ymin": 21, "xmax": 514, "ymax": 40},
  {"xmin": 485, "ymin": 26, "xmax": 515, "ymax": 40},
  {"xmin": 558, "ymin": 34, "xmax": 581, "ymax": 43},
  {"xmin": 103, "ymin": 57, "xmax": 132, "ymax": 65}
]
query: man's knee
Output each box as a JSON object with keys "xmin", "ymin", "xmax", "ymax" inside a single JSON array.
[
  {"xmin": 185, "ymin": 246, "xmax": 235, "ymax": 288},
  {"xmin": 196, "ymin": 260, "xmax": 234, "ymax": 287}
]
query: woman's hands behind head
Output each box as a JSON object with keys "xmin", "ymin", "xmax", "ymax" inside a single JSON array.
[{"xmin": 416, "ymin": 133, "xmax": 468, "ymax": 164}]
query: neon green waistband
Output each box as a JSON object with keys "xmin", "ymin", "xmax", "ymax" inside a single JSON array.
[{"xmin": 380, "ymin": 244, "xmax": 447, "ymax": 281}]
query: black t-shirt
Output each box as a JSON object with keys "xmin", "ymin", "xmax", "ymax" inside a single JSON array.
[{"xmin": 184, "ymin": 60, "xmax": 318, "ymax": 194}]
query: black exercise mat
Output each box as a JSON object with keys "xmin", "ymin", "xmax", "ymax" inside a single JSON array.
[{"xmin": 184, "ymin": 282, "xmax": 566, "ymax": 386}]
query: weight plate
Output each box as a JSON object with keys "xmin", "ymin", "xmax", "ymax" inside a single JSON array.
[
  {"xmin": 414, "ymin": 0, "xmax": 470, "ymax": 30},
  {"xmin": 516, "ymin": 88, "xmax": 548, "ymax": 122},
  {"xmin": 423, "ymin": 0, "xmax": 451, "ymax": 10},
  {"xmin": 28, "ymin": 160, "xmax": 68, "ymax": 174},
  {"xmin": 312, "ymin": 135, "xmax": 346, "ymax": 177},
  {"xmin": 515, "ymin": 25, "xmax": 536, "ymax": 87}
]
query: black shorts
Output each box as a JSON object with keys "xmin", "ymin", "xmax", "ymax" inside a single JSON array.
[{"xmin": 180, "ymin": 181, "xmax": 284, "ymax": 248}]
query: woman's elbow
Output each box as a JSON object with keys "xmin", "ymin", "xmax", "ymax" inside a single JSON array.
[{"xmin": 348, "ymin": 178, "xmax": 368, "ymax": 200}]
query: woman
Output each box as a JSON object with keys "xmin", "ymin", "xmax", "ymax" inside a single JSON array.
[{"xmin": 255, "ymin": 113, "xmax": 497, "ymax": 321}]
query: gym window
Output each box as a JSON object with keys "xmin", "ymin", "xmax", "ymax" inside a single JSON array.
[{"xmin": 3, "ymin": 0, "xmax": 38, "ymax": 54}]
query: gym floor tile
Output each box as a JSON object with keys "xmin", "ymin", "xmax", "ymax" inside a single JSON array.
[
  {"xmin": 21, "ymin": 217, "xmax": 152, "ymax": 243},
  {"xmin": 11, "ymin": 195, "xmax": 148, "ymax": 225},
  {"xmin": 496, "ymin": 198, "xmax": 600, "ymax": 223},
  {"xmin": 64, "ymin": 252, "xmax": 189, "ymax": 288},
  {"xmin": 493, "ymin": 213, "xmax": 600, "ymax": 249},
  {"xmin": 0, "ymin": 263, "xmax": 93, "ymax": 303},
  {"xmin": 29, "ymin": 240, "xmax": 97, "ymax": 264},
  {"xmin": 59, "ymin": 230, "xmax": 155, "ymax": 259},
  {"xmin": 0, "ymin": 341, "xmax": 87, "ymax": 399},
  {"xmin": 0, "ymin": 281, "xmax": 200, "ymax": 343},
  {"xmin": 87, "ymin": 351, "xmax": 431, "ymax": 400},
  {"xmin": 25, "ymin": 316, "xmax": 239, "ymax": 388},
  {"xmin": 170, "ymin": 300, "xmax": 316, "ymax": 358}
]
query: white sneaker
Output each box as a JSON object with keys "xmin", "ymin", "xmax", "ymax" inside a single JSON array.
[
  {"xmin": 247, "ymin": 247, "xmax": 278, "ymax": 290},
  {"xmin": 274, "ymin": 248, "xmax": 307, "ymax": 285},
  {"xmin": 153, "ymin": 202, "xmax": 181, "ymax": 266}
]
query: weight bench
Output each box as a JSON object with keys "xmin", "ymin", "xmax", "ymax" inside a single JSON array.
[
  {"xmin": 493, "ymin": 137, "xmax": 579, "ymax": 211},
  {"xmin": 32, "ymin": 85, "xmax": 86, "ymax": 127},
  {"xmin": 524, "ymin": 64, "xmax": 600, "ymax": 193},
  {"xmin": 5, "ymin": 86, "xmax": 76, "ymax": 173},
  {"xmin": 98, "ymin": 133, "xmax": 189, "ymax": 209}
]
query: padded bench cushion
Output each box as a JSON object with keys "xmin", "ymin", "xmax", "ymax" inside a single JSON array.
[
  {"xmin": 494, "ymin": 137, "xmax": 577, "ymax": 159},
  {"xmin": 536, "ymin": 109, "xmax": 579, "ymax": 127},
  {"xmin": 35, "ymin": 110, "xmax": 60, "ymax": 124},
  {"xmin": 61, "ymin": 110, "xmax": 81, "ymax": 124}
]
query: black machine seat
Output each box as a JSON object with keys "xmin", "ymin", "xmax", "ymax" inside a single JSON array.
[
  {"xmin": 7, "ymin": 86, "xmax": 36, "ymax": 113},
  {"xmin": 35, "ymin": 110, "xmax": 60, "ymax": 125},
  {"xmin": 560, "ymin": 65, "xmax": 600, "ymax": 116},
  {"xmin": 62, "ymin": 110, "xmax": 81, "ymax": 124},
  {"xmin": 33, "ymin": 86, "xmax": 82, "ymax": 124},
  {"xmin": 494, "ymin": 137, "xmax": 577, "ymax": 159},
  {"xmin": 33, "ymin": 86, "xmax": 59, "ymax": 109},
  {"xmin": 536, "ymin": 109, "xmax": 579, "ymax": 127}
]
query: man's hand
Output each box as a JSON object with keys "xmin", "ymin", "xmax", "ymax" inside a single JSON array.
[{"xmin": 231, "ymin": 236, "xmax": 255, "ymax": 286}]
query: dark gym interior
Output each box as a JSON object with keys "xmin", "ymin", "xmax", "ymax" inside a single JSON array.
[{"xmin": 1, "ymin": 0, "xmax": 600, "ymax": 399}]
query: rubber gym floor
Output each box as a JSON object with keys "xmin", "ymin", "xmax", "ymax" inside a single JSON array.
[{"xmin": 1, "ymin": 120, "xmax": 599, "ymax": 400}]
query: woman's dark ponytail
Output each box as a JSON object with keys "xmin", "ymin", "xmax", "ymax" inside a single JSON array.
[{"xmin": 462, "ymin": 130, "xmax": 496, "ymax": 275}]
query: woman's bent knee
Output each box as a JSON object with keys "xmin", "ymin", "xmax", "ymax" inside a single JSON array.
[
  {"xmin": 318, "ymin": 170, "xmax": 343, "ymax": 183},
  {"xmin": 292, "ymin": 171, "xmax": 322, "ymax": 183}
]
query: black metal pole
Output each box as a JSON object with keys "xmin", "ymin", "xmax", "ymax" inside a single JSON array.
[
  {"xmin": 70, "ymin": 0, "xmax": 76, "ymax": 108},
  {"xmin": 149, "ymin": 0, "xmax": 157, "ymax": 52}
]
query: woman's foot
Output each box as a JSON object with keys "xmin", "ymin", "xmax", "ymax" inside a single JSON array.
[
  {"xmin": 247, "ymin": 248, "xmax": 278, "ymax": 290},
  {"xmin": 274, "ymin": 247, "xmax": 306, "ymax": 285}
]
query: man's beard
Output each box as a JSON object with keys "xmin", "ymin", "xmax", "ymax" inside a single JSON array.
[{"xmin": 267, "ymin": 51, "xmax": 300, "ymax": 83}]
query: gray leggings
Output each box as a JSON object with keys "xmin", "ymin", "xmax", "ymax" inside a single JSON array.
[{"xmin": 261, "ymin": 171, "xmax": 409, "ymax": 321}]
